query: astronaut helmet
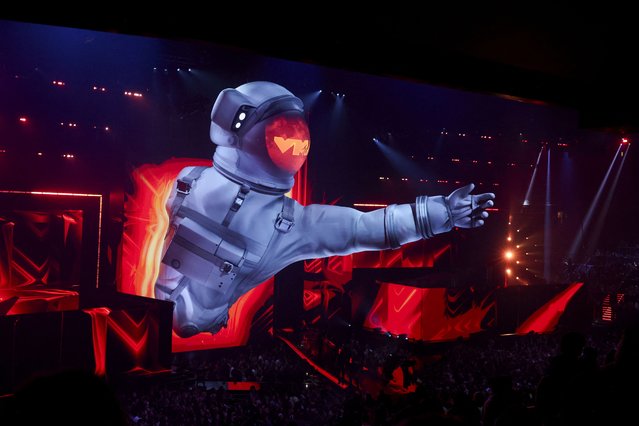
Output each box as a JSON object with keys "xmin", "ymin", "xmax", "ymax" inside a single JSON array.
[{"xmin": 210, "ymin": 81, "xmax": 310, "ymax": 192}]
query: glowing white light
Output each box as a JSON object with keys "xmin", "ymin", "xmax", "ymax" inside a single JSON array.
[
  {"xmin": 238, "ymin": 112, "xmax": 246, "ymax": 121},
  {"xmin": 235, "ymin": 122, "xmax": 242, "ymax": 129}
]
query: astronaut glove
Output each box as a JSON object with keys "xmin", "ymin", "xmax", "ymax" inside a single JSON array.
[{"xmin": 415, "ymin": 183, "xmax": 495, "ymax": 238}]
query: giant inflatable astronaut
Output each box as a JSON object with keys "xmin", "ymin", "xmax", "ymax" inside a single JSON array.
[{"xmin": 155, "ymin": 81, "xmax": 495, "ymax": 337}]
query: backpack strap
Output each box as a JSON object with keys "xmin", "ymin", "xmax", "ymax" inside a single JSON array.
[
  {"xmin": 275, "ymin": 196, "xmax": 295, "ymax": 233},
  {"xmin": 221, "ymin": 184, "xmax": 251, "ymax": 227},
  {"xmin": 169, "ymin": 166, "xmax": 208, "ymax": 224}
]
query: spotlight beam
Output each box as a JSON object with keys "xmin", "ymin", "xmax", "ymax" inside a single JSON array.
[
  {"xmin": 523, "ymin": 144, "xmax": 545, "ymax": 206},
  {"xmin": 301, "ymin": 90, "xmax": 322, "ymax": 111},
  {"xmin": 586, "ymin": 143, "xmax": 630, "ymax": 257},
  {"xmin": 568, "ymin": 144, "xmax": 622, "ymax": 260},
  {"xmin": 373, "ymin": 138, "xmax": 426, "ymax": 179}
]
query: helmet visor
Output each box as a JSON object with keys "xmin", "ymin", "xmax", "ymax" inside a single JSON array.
[{"xmin": 264, "ymin": 112, "xmax": 310, "ymax": 174}]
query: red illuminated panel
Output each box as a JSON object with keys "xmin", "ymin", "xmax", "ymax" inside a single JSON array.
[
  {"xmin": 83, "ymin": 307, "xmax": 170, "ymax": 376},
  {"xmin": 278, "ymin": 335, "xmax": 347, "ymax": 389},
  {"xmin": 325, "ymin": 255, "xmax": 353, "ymax": 287},
  {"xmin": 353, "ymin": 241, "xmax": 450, "ymax": 269},
  {"xmin": 0, "ymin": 288, "xmax": 79, "ymax": 315},
  {"xmin": 303, "ymin": 280, "xmax": 341, "ymax": 313},
  {"xmin": 0, "ymin": 220, "xmax": 12, "ymax": 287},
  {"xmin": 83, "ymin": 307, "xmax": 111, "ymax": 376},
  {"xmin": 265, "ymin": 114, "xmax": 310, "ymax": 174},
  {"xmin": 304, "ymin": 258, "xmax": 323, "ymax": 274},
  {"xmin": 0, "ymin": 190, "xmax": 102, "ymax": 289},
  {"xmin": 387, "ymin": 366, "xmax": 417, "ymax": 394},
  {"xmin": 227, "ymin": 381, "xmax": 261, "ymax": 391},
  {"xmin": 516, "ymin": 282, "xmax": 584, "ymax": 334},
  {"xmin": 1, "ymin": 212, "xmax": 80, "ymax": 287},
  {"xmin": 602, "ymin": 294, "xmax": 613, "ymax": 322},
  {"xmin": 289, "ymin": 161, "xmax": 310, "ymax": 206},
  {"xmin": 303, "ymin": 256, "xmax": 353, "ymax": 291},
  {"xmin": 364, "ymin": 284, "xmax": 493, "ymax": 341},
  {"xmin": 108, "ymin": 310, "xmax": 151, "ymax": 359},
  {"xmin": 118, "ymin": 158, "xmax": 211, "ymax": 297},
  {"xmin": 303, "ymin": 289, "xmax": 322, "ymax": 311}
]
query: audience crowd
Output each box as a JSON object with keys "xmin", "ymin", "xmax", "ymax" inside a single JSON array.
[{"xmin": 108, "ymin": 321, "xmax": 637, "ymax": 425}]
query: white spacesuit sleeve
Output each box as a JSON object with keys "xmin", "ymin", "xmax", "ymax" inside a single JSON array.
[
  {"xmin": 284, "ymin": 183, "xmax": 494, "ymax": 263},
  {"xmin": 285, "ymin": 203, "xmax": 419, "ymax": 261}
]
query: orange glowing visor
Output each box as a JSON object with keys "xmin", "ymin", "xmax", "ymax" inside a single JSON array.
[{"xmin": 264, "ymin": 112, "xmax": 310, "ymax": 174}]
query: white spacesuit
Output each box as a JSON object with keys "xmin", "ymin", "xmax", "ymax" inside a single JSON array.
[{"xmin": 155, "ymin": 81, "xmax": 495, "ymax": 337}]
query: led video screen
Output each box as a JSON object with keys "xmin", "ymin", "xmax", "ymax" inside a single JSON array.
[{"xmin": 1, "ymin": 20, "xmax": 629, "ymax": 351}]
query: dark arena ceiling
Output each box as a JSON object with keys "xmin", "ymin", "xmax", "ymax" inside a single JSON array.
[{"xmin": 3, "ymin": 6, "xmax": 639, "ymax": 132}]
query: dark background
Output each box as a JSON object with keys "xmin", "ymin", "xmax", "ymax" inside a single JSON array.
[{"xmin": 3, "ymin": 6, "xmax": 638, "ymax": 131}]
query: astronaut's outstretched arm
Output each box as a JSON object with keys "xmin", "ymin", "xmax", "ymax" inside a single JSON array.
[{"xmin": 291, "ymin": 183, "xmax": 494, "ymax": 260}]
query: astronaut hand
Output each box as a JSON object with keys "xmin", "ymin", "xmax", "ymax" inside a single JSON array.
[
  {"xmin": 414, "ymin": 183, "xmax": 495, "ymax": 238},
  {"xmin": 446, "ymin": 183, "xmax": 495, "ymax": 228}
]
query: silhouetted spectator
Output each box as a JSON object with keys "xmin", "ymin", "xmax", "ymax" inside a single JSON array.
[
  {"xmin": 536, "ymin": 331, "xmax": 586, "ymax": 426},
  {"xmin": 8, "ymin": 369, "xmax": 128, "ymax": 426},
  {"xmin": 482, "ymin": 375, "xmax": 526, "ymax": 426},
  {"xmin": 599, "ymin": 324, "xmax": 639, "ymax": 426}
]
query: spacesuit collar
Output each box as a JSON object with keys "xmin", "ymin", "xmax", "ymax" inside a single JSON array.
[{"xmin": 214, "ymin": 163, "xmax": 290, "ymax": 195}]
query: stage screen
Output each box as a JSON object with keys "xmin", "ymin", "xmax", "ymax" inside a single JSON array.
[
  {"xmin": 1, "ymin": 20, "xmax": 633, "ymax": 351},
  {"xmin": 0, "ymin": 191, "xmax": 102, "ymax": 315}
]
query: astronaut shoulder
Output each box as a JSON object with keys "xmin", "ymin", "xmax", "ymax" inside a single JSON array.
[
  {"xmin": 176, "ymin": 166, "xmax": 199, "ymax": 179},
  {"xmin": 175, "ymin": 166, "xmax": 213, "ymax": 188}
]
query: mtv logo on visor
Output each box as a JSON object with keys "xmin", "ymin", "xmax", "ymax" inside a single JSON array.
[
  {"xmin": 274, "ymin": 137, "xmax": 309, "ymax": 156},
  {"xmin": 265, "ymin": 114, "xmax": 310, "ymax": 173}
]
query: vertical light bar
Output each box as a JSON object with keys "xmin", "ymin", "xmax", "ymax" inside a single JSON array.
[{"xmin": 544, "ymin": 147, "xmax": 551, "ymax": 283}]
